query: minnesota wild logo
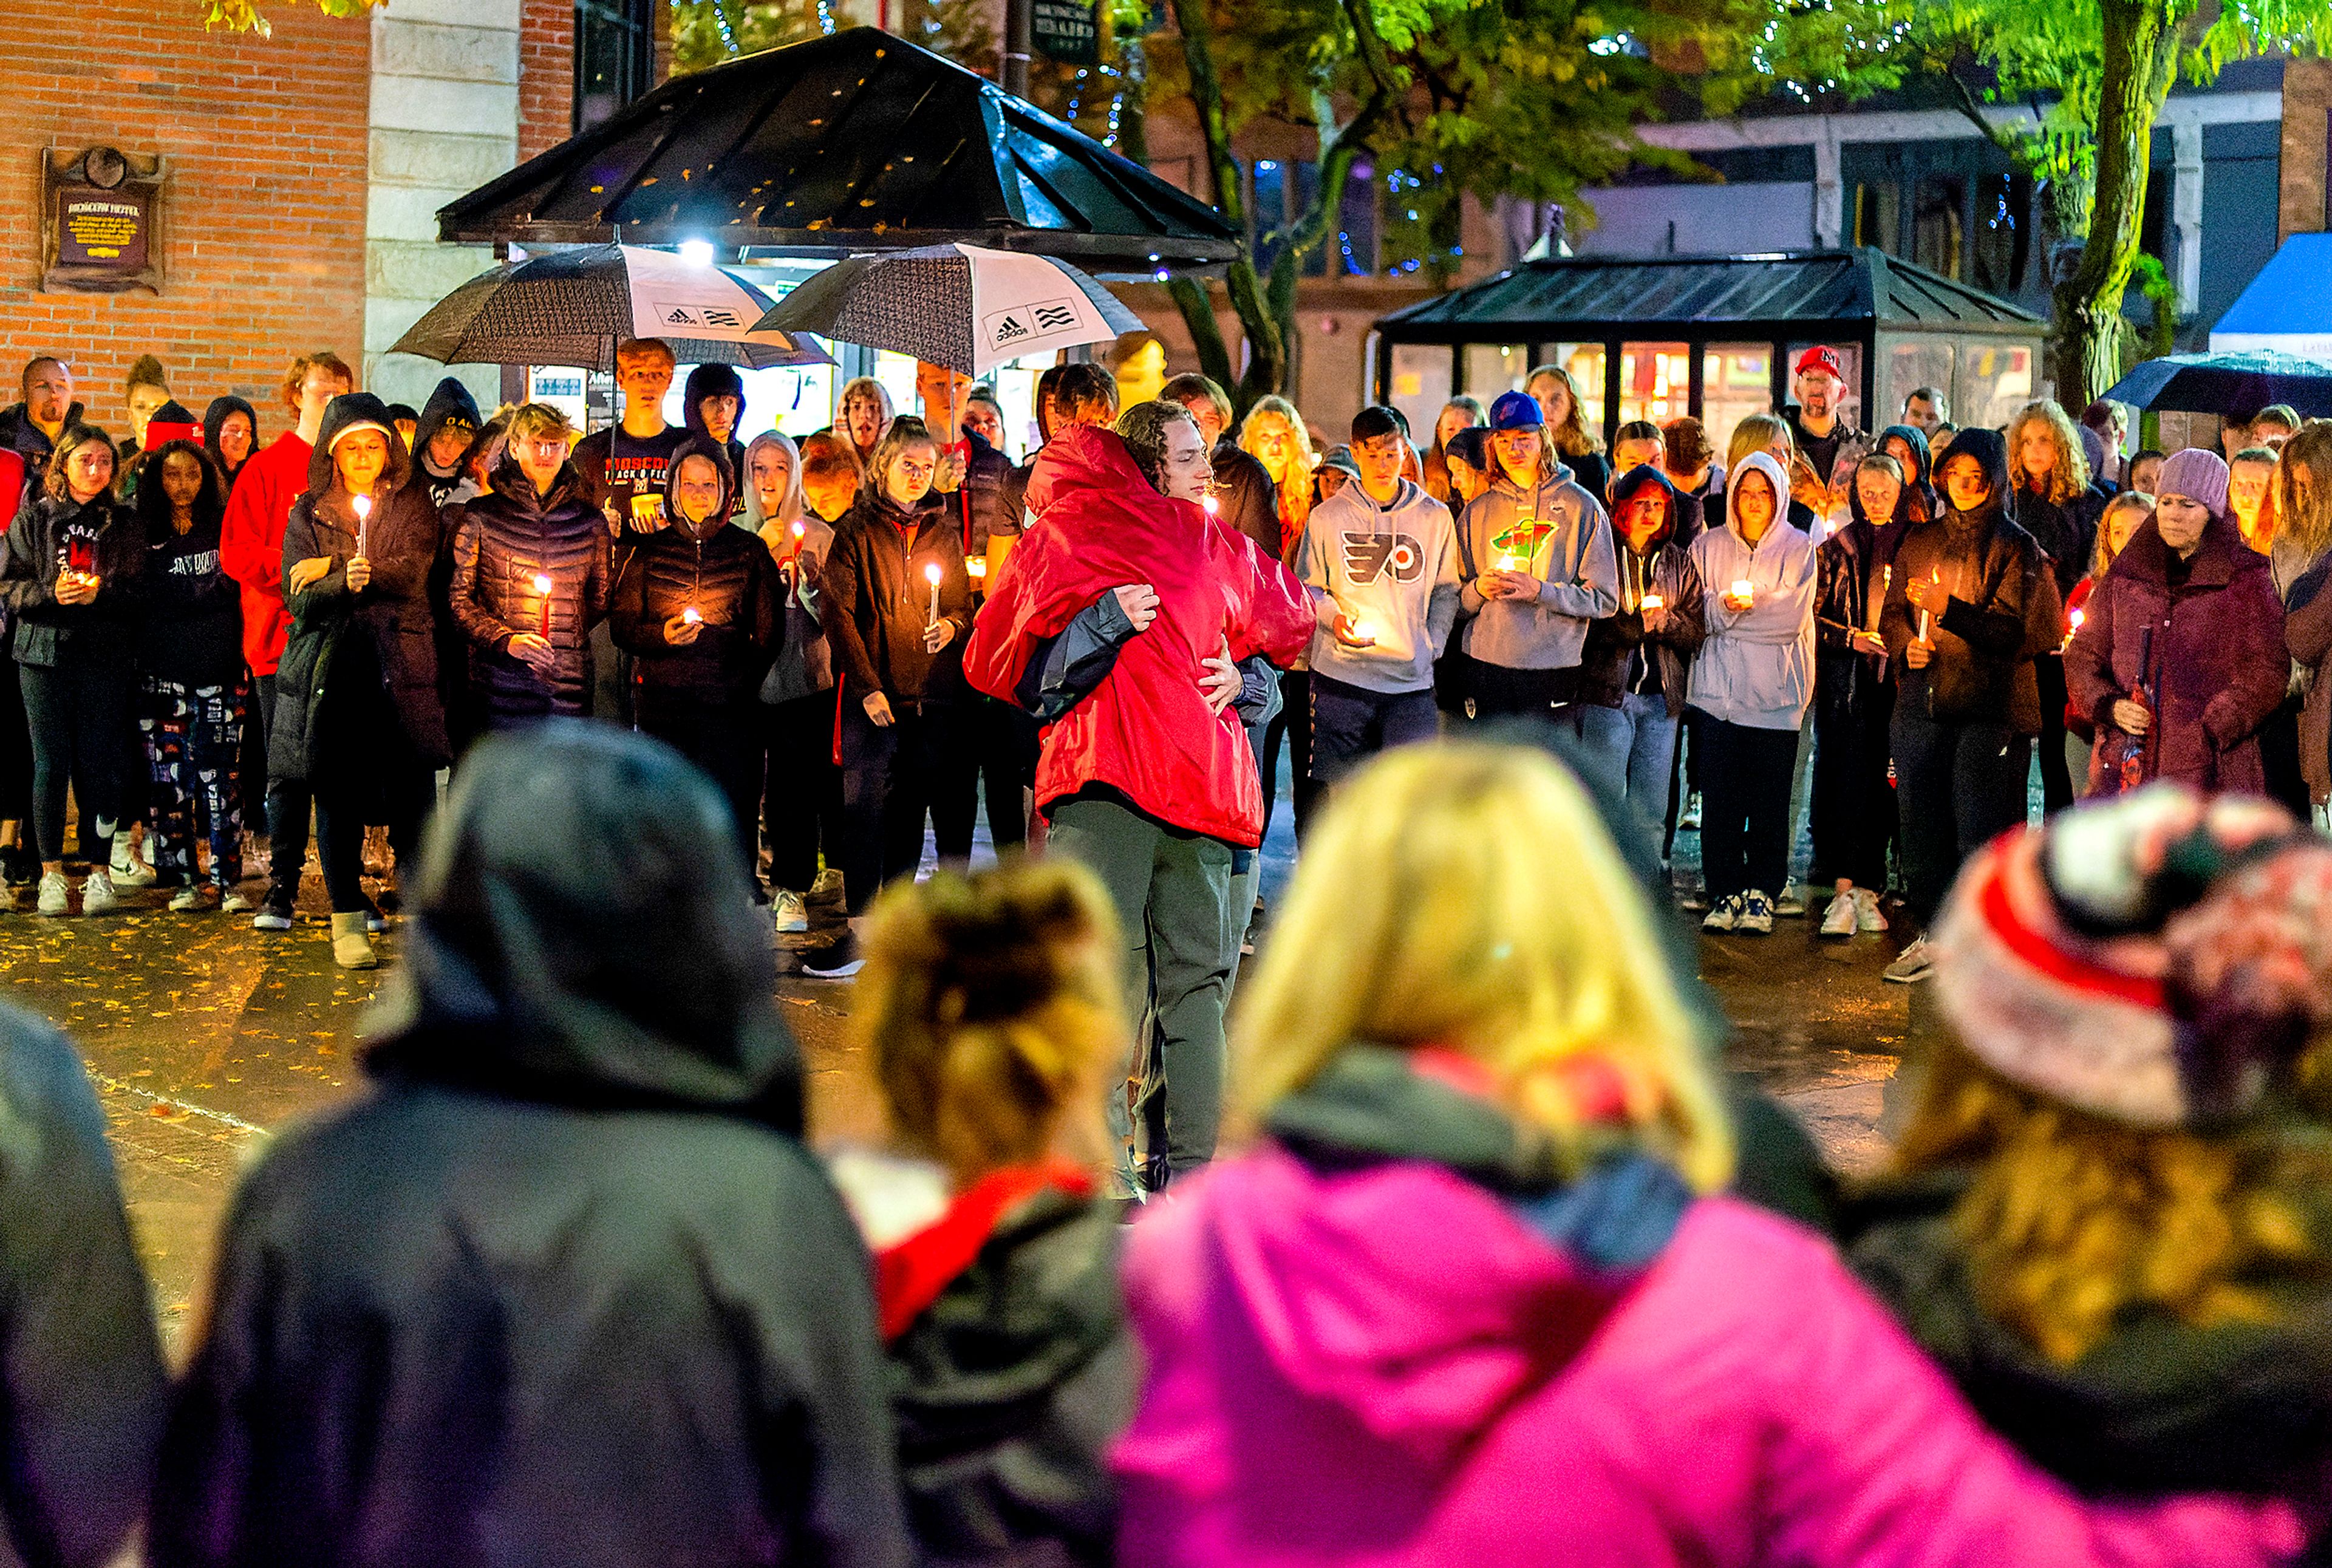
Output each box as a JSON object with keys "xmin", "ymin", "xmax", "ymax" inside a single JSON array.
[{"xmin": 1490, "ymin": 518, "xmax": 1555, "ymax": 562}]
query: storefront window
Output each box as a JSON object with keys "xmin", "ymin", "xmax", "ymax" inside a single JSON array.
[
  {"xmin": 1618, "ymin": 341, "xmax": 1691, "ymax": 427},
  {"xmin": 1784, "ymin": 340, "xmax": 1864, "ymax": 433},
  {"xmin": 1700, "ymin": 343, "xmax": 1773, "ymax": 453},
  {"xmin": 1387, "ymin": 343, "xmax": 1454, "ymax": 441},
  {"xmin": 1878, "ymin": 335, "xmax": 1953, "ymax": 434},
  {"xmin": 1954, "ymin": 341, "xmax": 2035, "ymax": 432},
  {"xmin": 1914, "ymin": 176, "xmax": 1966, "ymax": 279},
  {"xmin": 1462, "ymin": 343, "xmax": 1531, "ymax": 400}
]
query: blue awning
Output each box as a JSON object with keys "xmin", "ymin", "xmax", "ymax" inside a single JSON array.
[{"xmin": 2212, "ymin": 234, "xmax": 2332, "ymax": 349}]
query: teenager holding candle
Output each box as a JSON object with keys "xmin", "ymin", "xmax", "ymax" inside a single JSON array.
[
  {"xmin": 610, "ymin": 438, "xmax": 782, "ymax": 887},
  {"xmin": 762, "ymin": 433, "xmax": 853, "ymax": 935},
  {"xmin": 1810, "ymin": 451, "xmax": 1908, "ymax": 939},
  {"xmin": 271, "ymin": 394, "xmax": 449, "ymax": 969},
  {"xmin": 1875, "ymin": 427, "xmax": 2054, "ymax": 984},
  {"xmin": 2065, "ymin": 448, "xmax": 2286, "ymax": 800},
  {"xmin": 446, "ymin": 404, "xmax": 610, "ymax": 736},
  {"xmin": 1685, "ymin": 451, "xmax": 1818, "ymax": 935},
  {"xmin": 1296, "ymin": 405, "xmax": 1464, "ymax": 788},
  {"xmin": 813, "ymin": 415, "xmax": 971, "ymax": 975},
  {"xmin": 1453, "ymin": 390, "xmax": 1619, "ymax": 728}
]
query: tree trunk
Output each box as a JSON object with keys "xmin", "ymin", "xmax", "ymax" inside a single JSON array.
[
  {"xmin": 2054, "ymin": 0, "xmax": 2181, "ymax": 405},
  {"xmin": 1165, "ymin": 0, "xmax": 1286, "ymax": 407}
]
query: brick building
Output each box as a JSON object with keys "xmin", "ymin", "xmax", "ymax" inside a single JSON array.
[{"xmin": 0, "ymin": 0, "xmax": 573, "ymax": 445}]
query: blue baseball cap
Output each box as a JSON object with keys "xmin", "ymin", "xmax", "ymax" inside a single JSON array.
[{"xmin": 1488, "ymin": 390, "xmax": 1543, "ymax": 431}]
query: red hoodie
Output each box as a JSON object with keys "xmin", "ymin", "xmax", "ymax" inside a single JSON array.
[
  {"xmin": 962, "ymin": 424, "xmax": 1311, "ymax": 848},
  {"xmin": 219, "ymin": 430, "xmax": 312, "ymax": 675}
]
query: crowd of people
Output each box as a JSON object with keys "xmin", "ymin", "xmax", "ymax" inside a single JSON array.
[{"xmin": 11, "ymin": 328, "xmax": 2332, "ymax": 1563}]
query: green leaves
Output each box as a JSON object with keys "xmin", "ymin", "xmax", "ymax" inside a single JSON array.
[{"xmin": 197, "ymin": 0, "xmax": 383, "ymax": 33}]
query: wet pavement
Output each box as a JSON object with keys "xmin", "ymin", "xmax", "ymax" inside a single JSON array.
[{"xmin": 3, "ymin": 763, "xmax": 1952, "ymax": 1356}]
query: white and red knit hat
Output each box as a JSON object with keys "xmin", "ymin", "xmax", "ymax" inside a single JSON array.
[{"xmin": 1932, "ymin": 784, "xmax": 2332, "ymax": 1127}]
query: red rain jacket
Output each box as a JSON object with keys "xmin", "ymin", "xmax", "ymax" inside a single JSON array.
[
  {"xmin": 219, "ymin": 431, "xmax": 313, "ymax": 676},
  {"xmin": 963, "ymin": 424, "xmax": 1312, "ymax": 848}
]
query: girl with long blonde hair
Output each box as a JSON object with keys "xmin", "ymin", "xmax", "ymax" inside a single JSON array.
[{"xmin": 1238, "ymin": 394, "xmax": 1315, "ymax": 561}]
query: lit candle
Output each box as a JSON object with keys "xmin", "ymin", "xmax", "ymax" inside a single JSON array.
[
  {"xmin": 682, "ymin": 604, "xmax": 702, "ymax": 627},
  {"xmin": 924, "ymin": 561, "xmax": 943, "ymax": 627},
  {"xmin": 1918, "ymin": 565, "xmax": 1938, "ymax": 642},
  {"xmin": 1350, "ymin": 618, "xmax": 1376, "ymax": 643},
  {"xmin": 967, "ymin": 556, "xmax": 987, "ymax": 583},
  {"xmin": 533, "ymin": 572, "xmax": 553, "ymax": 638},
  {"xmin": 1201, "ymin": 493, "xmax": 1219, "ymax": 517},
  {"xmin": 1730, "ymin": 578, "xmax": 1753, "ymax": 601},
  {"xmin": 2070, "ymin": 606, "xmax": 2085, "ymax": 630},
  {"xmin": 351, "ymin": 492, "xmax": 372, "ymax": 561},
  {"xmin": 1640, "ymin": 592, "xmax": 1664, "ymax": 612},
  {"xmin": 1495, "ymin": 553, "xmax": 1524, "ymax": 573}
]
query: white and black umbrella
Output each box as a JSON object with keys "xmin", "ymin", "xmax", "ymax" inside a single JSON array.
[
  {"xmin": 390, "ymin": 243, "xmax": 830, "ymax": 373},
  {"xmin": 751, "ymin": 244, "xmax": 1144, "ymax": 376}
]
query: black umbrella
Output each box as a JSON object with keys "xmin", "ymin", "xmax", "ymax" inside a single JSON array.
[
  {"xmin": 2101, "ymin": 349, "xmax": 2332, "ymax": 418},
  {"xmin": 390, "ymin": 244, "xmax": 830, "ymax": 373},
  {"xmin": 754, "ymin": 244, "xmax": 1144, "ymax": 375}
]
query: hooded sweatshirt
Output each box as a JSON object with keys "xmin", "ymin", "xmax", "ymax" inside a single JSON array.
[
  {"xmin": 610, "ymin": 434, "xmax": 780, "ymax": 709},
  {"xmin": 134, "ymin": 439, "xmax": 244, "ymax": 690},
  {"xmin": 1454, "ymin": 455, "xmax": 1619, "ymax": 671},
  {"xmin": 1878, "ymin": 426, "xmax": 2056, "ymax": 732},
  {"xmin": 1875, "ymin": 423, "xmax": 1941, "ymax": 525},
  {"xmin": 151, "ymin": 722, "xmax": 912, "ymax": 1568},
  {"xmin": 411, "ymin": 375, "xmax": 483, "ymax": 511},
  {"xmin": 1814, "ymin": 458, "xmax": 1906, "ymax": 724},
  {"xmin": 1117, "ymin": 1045, "xmax": 2316, "ymax": 1568},
  {"xmin": 1297, "ymin": 474, "xmax": 1463, "ymax": 695},
  {"xmin": 1577, "ymin": 463, "xmax": 1707, "ymax": 715},
  {"xmin": 201, "ymin": 395, "xmax": 259, "ymax": 494},
  {"xmin": 682, "ymin": 362, "xmax": 748, "ymax": 499},
  {"xmin": 1686, "ymin": 450, "xmax": 1819, "ymax": 731}
]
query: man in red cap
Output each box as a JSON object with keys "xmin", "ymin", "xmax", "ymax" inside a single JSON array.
[{"xmin": 1787, "ymin": 346, "xmax": 1861, "ymax": 493}]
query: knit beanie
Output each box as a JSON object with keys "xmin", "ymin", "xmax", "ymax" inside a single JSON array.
[
  {"xmin": 1931, "ymin": 783, "xmax": 2332, "ymax": 1127},
  {"xmin": 2154, "ymin": 447, "xmax": 2230, "ymax": 520}
]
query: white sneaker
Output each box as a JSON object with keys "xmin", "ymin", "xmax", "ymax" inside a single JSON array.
[
  {"xmin": 773, "ymin": 890, "xmax": 810, "ymax": 933},
  {"xmin": 1737, "ymin": 889, "xmax": 1775, "ymax": 935},
  {"xmin": 36, "ymin": 872, "xmax": 69, "ymax": 917},
  {"xmin": 220, "ymin": 888, "xmax": 253, "ymax": 915},
  {"xmin": 1701, "ymin": 894, "xmax": 1742, "ymax": 933},
  {"xmin": 81, "ymin": 870, "xmax": 118, "ymax": 916},
  {"xmin": 1853, "ymin": 887, "xmax": 1887, "ymax": 934},
  {"xmin": 1884, "ymin": 935, "xmax": 1935, "ymax": 984},
  {"xmin": 108, "ymin": 839, "xmax": 157, "ymax": 888},
  {"xmin": 168, "ymin": 883, "xmax": 208, "ymax": 912},
  {"xmin": 1820, "ymin": 890, "xmax": 1858, "ymax": 938},
  {"xmin": 1774, "ymin": 885, "xmax": 1806, "ymax": 918}
]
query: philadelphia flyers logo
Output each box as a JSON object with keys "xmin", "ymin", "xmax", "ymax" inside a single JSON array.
[{"xmin": 1342, "ymin": 532, "xmax": 1425, "ymax": 584}]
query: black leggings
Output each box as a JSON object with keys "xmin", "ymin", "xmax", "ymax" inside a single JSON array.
[
  {"xmin": 641, "ymin": 695, "xmax": 764, "ymax": 879},
  {"xmin": 763, "ymin": 692, "xmax": 843, "ymax": 895},
  {"xmin": 19, "ymin": 654, "xmax": 131, "ymax": 864}
]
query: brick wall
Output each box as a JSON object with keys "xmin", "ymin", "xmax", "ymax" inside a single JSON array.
[
  {"xmin": 0, "ymin": 1, "xmax": 371, "ymax": 440},
  {"xmin": 517, "ymin": 0, "xmax": 573, "ymax": 161}
]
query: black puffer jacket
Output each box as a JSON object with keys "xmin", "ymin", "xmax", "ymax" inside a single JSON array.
[
  {"xmin": 151, "ymin": 722, "xmax": 912, "ymax": 1568},
  {"xmin": 610, "ymin": 435, "xmax": 780, "ymax": 709},
  {"xmin": 447, "ymin": 451, "xmax": 610, "ymax": 723},
  {"xmin": 1877, "ymin": 427, "xmax": 2056, "ymax": 732},
  {"xmin": 0, "ymin": 486, "xmax": 144, "ymax": 668},
  {"xmin": 888, "ymin": 1184, "xmax": 1133, "ymax": 1568},
  {"xmin": 270, "ymin": 394, "xmax": 450, "ymax": 779},
  {"xmin": 825, "ymin": 485, "xmax": 971, "ymax": 706}
]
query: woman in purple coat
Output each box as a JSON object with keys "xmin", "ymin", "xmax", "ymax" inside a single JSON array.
[
  {"xmin": 1114, "ymin": 740, "xmax": 2314, "ymax": 1568},
  {"xmin": 2066, "ymin": 447, "xmax": 2288, "ymax": 797}
]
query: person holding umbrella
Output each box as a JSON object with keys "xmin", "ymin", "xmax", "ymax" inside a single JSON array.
[
  {"xmin": 962, "ymin": 401, "xmax": 1312, "ymax": 1192},
  {"xmin": 2065, "ymin": 448, "xmax": 2287, "ymax": 798},
  {"xmin": 573, "ymin": 339, "xmax": 683, "ymax": 536}
]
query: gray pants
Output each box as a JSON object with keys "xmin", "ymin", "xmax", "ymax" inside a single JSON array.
[{"xmin": 1048, "ymin": 794, "xmax": 1236, "ymax": 1182}]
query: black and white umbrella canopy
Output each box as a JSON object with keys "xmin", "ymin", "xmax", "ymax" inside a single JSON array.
[
  {"xmin": 754, "ymin": 243, "xmax": 1143, "ymax": 375},
  {"xmin": 2102, "ymin": 349, "xmax": 2332, "ymax": 418},
  {"xmin": 390, "ymin": 244, "xmax": 830, "ymax": 373}
]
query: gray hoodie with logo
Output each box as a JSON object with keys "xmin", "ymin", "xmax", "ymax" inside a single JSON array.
[
  {"xmin": 1454, "ymin": 462, "xmax": 1620, "ymax": 671},
  {"xmin": 1297, "ymin": 477, "xmax": 1464, "ymax": 695}
]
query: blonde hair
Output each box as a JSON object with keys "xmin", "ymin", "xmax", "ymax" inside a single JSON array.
[
  {"xmin": 858, "ymin": 857, "xmax": 1127, "ymax": 1180},
  {"xmin": 1526, "ymin": 364, "xmax": 1601, "ymax": 458},
  {"xmin": 2007, "ymin": 400, "xmax": 2092, "ymax": 506},
  {"xmin": 1892, "ymin": 1038, "xmax": 2332, "ymax": 1364},
  {"xmin": 505, "ymin": 402, "xmax": 572, "ymax": 446},
  {"xmin": 838, "ymin": 375, "xmax": 896, "ymax": 439},
  {"xmin": 1238, "ymin": 394, "xmax": 1315, "ymax": 479},
  {"xmin": 2276, "ymin": 422, "xmax": 2332, "ymax": 560},
  {"xmin": 1726, "ymin": 412, "xmax": 1790, "ymax": 472},
  {"xmin": 1232, "ymin": 742, "xmax": 1733, "ymax": 1192},
  {"xmin": 2093, "ymin": 491, "xmax": 2154, "ymax": 578}
]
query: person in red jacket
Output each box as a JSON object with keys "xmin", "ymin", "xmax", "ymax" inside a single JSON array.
[
  {"xmin": 219, "ymin": 349, "xmax": 353, "ymax": 931},
  {"xmin": 963, "ymin": 403, "xmax": 1313, "ymax": 1193}
]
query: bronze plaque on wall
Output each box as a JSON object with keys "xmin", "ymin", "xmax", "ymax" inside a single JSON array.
[{"xmin": 42, "ymin": 147, "xmax": 165, "ymax": 294}]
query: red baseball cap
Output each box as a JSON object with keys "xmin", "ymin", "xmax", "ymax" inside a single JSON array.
[{"xmin": 1793, "ymin": 346, "xmax": 1845, "ymax": 381}]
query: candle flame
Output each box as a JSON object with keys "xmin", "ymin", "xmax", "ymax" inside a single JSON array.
[
  {"xmin": 682, "ymin": 605, "xmax": 702, "ymax": 624},
  {"xmin": 791, "ymin": 520, "xmax": 805, "ymax": 539},
  {"xmin": 533, "ymin": 573, "xmax": 552, "ymax": 593},
  {"xmin": 924, "ymin": 563, "xmax": 943, "ymax": 585},
  {"xmin": 2070, "ymin": 607, "xmax": 2085, "ymax": 629},
  {"xmin": 1201, "ymin": 493, "xmax": 1219, "ymax": 515},
  {"xmin": 351, "ymin": 494, "xmax": 372, "ymax": 519}
]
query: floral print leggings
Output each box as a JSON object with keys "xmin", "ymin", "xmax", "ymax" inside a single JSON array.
[{"xmin": 138, "ymin": 678, "xmax": 246, "ymax": 888}]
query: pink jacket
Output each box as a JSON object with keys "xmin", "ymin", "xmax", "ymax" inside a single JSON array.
[{"xmin": 1116, "ymin": 1144, "xmax": 2310, "ymax": 1568}]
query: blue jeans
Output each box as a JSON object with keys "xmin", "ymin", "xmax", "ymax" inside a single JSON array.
[
  {"xmin": 1307, "ymin": 673, "xmax": 1439, "ymax": 785},
  {"xmin": 1620, "ymin": 691, "xmax": 1680, "ymax": 827}
]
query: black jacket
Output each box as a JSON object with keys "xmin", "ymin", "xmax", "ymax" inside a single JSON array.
[
  {"xmin": 202, "ymin": 395, "xmax": 259, "ymax": 494},
  {"xmin": 0, "ymin": 1004, "xmax": 167, "ymax": 1568},
  {"xmin": 0, "ymin": 401, "xmax": 77, "ymax": 484},
  {"xmin": 447, "ymin": 451, "xmax": 610, "ymax": 723},
  {"xmin": 0, "ymin": 488, "xmax": 143, "ymax": 668},
  {"xmin": 270, "ymin": 394, "xmax": 450, "ymax": 780},
  {"xmin": 2016, "ymin": 481, "xmax": 2101, "ymax": 599},
  {"xmin": 1210, "ymin": 437, "xmax": 1280, "ymax": 561},
  {"xmin": 889, "ymin": 1187, "xmax": 1133, "ymax": 1568},
  {"xmin": 152, "ymin": 721, "xmax": 912, "ymax": 1568},
  {"xmin": 941, "ymin": 429, "xmax": 1017, "ymax": 555},
  {"xmin": 825, "ymin": 488, "xmax": 971, "ymax": 705},
  {"xmin": 1814, "ymin": 467, "xmax": 1906, "ymax": 729},
  {"xmin": 610, "ymin": 435, "xmax": 780, "ymax": 709},
  {"xmin": 1875, "ymin": 423, "xmax": 1940, "ymax": 525},
  {"xmin": 681, "ymin": 362, "xmax": 748, "ymax": 497},
  {"xmin": 1576, "ymin": 465, "xmax": 1706, "ymax": 715},
  {"xmin": 135, "ymin": 440, "xmax": 243, "ymax": 690},
  {"xmin": 1877, "ymin": 427, "xmax": 2056, "ymax": 732}
]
